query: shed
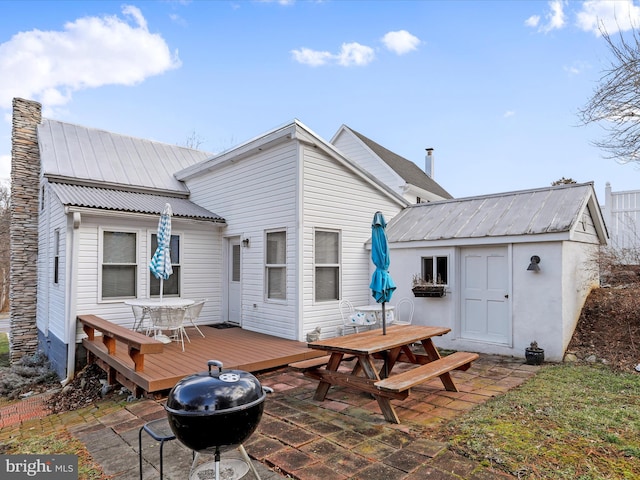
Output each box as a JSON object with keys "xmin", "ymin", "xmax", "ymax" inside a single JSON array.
[{"xmin": 382, "ymin": 183, "xmax": 608, "ymax": 361}]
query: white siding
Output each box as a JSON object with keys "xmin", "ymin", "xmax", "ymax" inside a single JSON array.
[
  {"xmin": 302, "ymin": 144, "xmax": 403, "ymax": 339},
  {"xmin": 186, "ymin": 141, "xmax": 299, "ymax": 340},
  {"xmin": 37, "ymin": 184, "xmax": 68, "ymax": 339},
  {"xmin": 68, "ymin": 214, "xmax": 221, "ymax": 336}
]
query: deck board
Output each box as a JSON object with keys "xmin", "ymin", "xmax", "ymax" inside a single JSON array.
[{"xmin": 82, "ymin": 325, "xmax": 324, "ymax": 395}]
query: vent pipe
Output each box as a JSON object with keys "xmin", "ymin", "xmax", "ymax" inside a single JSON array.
[{"xmin": 425, "ymin": 148, "xmax": 434, "ymax": 178}]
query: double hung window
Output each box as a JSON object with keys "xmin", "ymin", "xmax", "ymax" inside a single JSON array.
[
  {"xmin": 315, "ymin": 230, "xmax": 340, "ymax": 301},
  {"xmin": 102, "ymin": 231, "xmax": 137, "ymax": 299},
  {"xmin": 266, "ymin": 230, "xmax": 286, "ymax": 300}
]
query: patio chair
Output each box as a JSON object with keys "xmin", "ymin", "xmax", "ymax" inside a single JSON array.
[
  {"xmin": 392, "ymin": 297, "xmax": 414, "ymax": 325},
  {"xmin": 339, "ymin": 299, "xmax": 367, "ymax": 335},
  {"xmin": 148, "ymin": 306, "xmax": 190, "ymax": 351},
  {"xmin": 131, "ymin": 305, "xmax": 149, "ymax": 333},
  {"xmin": 184, "ymin": 299, "xmax": 206, "ymax": 337}
]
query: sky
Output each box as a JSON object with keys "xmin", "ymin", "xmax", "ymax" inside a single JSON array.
[{"xmin": 1, "ymin": 0, "xmax": 640, "ymax": 202}]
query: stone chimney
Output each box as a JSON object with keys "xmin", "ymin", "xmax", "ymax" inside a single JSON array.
[
  {"xmin": 10, "ymin": 98, "xmax": 42, "ymax": 362},
  {"xmin": 425, "ymin": 148, "xmax": 434, "ymax": 178}
]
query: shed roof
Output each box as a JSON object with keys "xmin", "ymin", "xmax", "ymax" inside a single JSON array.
[
  {"xmin": 38, "ymin": 119, "xmax": 212, "ymax": 194},
  {"xmin": 343, "ymin": 126, "xmax": 453, "ymax": 200},
  {"xmin": 385, "ymin": 183, "xmax": 605, "ymax": 243},
  {"xmin": 49, "ymin": 183, "xmax": 225, "ymax": 222}
]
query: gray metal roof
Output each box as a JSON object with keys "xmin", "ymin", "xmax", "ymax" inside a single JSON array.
[
  {"xmin": 49, "ymin": 183, "xmax": 225, "ymax": 222},
  {"xmin": 38, "ymin": 119, "xmax": 213, "ymax": 194},
  {"xmin": 345, "ymin": 127, "xmax": 453, "ymax": 200},
  {"xmin": 385, "ymin": 183, "xmax": 600, "ymax": 242}
]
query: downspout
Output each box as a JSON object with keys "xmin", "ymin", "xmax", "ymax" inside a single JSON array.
[{"xmin": 61, "ymin": 211, "xmax": 81, "ymax": 386}]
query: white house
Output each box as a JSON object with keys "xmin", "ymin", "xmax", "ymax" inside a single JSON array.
[
  {"xmin": 381, "ymin": 183, "xmax": 608, "ymax": 361},
  {"xmin": 11, "ymin": 98, "xmax": 425, "ymax": 379}
]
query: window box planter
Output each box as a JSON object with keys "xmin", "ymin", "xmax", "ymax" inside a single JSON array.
[{"xmin": 412, "ymin": 285, "xmax": 446, "ymax": 297}]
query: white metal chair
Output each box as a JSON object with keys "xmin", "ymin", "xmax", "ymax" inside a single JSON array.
[
  {"xmin": 184, "ymin": 299, "xmax": 206, "ymax": 337},
  {"xmin": 339, "ymin": 299, "xmax": 367, "ymax": 335},
  {"xmin": 131, "ymin": 305, "xmax": 149, "ymax": 333},
  {"xmin": 148, "ymin": 306, "xmax": 190, "ymax": 351},
  {"xmin": 392, "ymin": 297, "xmax": 415, "ymax": 325}
]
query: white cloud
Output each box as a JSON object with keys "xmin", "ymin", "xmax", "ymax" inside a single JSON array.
[
  {"xmin": 0, "ymin": 5, "xmax": 181, "ymax": 110},
  {"xmin": 563, "ymin": 60, "xmax": 590, "ymax": 75},
  {"xmin": 0, "ymin": 154, "xmax": 9, "ymax": 182},
  {"xmin": 336, "ymin": 42, "xmax": 375, "ymax": 66},
  {"xmin": 576, "ymin": 0, "xmax": 640, "ymax": 35},
  {"xmin": 526, "ymin": 0, "xmax": 566, "ymax": 33},
  {"xmin": 504, "ymin": 110, "xmax": 516, "ymax": 118},
  {"xmin": 292, "ymin": 42, "xmax": 375, "ymax": 67},
  {"xmin": 382, "ymin": 30, "xmax": 421, "ymax": 55},
  {"xmin": 525, "ymin": 15, "xmax": 541, "ymax": 28},
  {"xmin": 291, "ymin": 47, "xmax": 333, "ymax": 66}
]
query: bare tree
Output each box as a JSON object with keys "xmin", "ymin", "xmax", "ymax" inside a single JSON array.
[
  {"xmin": 579, "ymin": 25, "xmax": 640, "ymax": 163},
  {"xmin": 0, "ymin": 182, "xmax": 9, "ymax": 312},
  {"xmin": 182, "ymin": 130, "xmax": 205, "ymax": 150}
]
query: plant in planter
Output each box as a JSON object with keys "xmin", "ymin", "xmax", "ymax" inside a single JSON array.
[
  {"xmin": 411, "ymin": 274, "xmax": 446, "ymax": 297},
  {"xmin": 525, "ymin": 341, "xmax": 545, "ymax": 365}
]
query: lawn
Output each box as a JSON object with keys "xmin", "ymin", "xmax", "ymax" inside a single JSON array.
[
  {"xmin": 443, "ymin": 363, "xmax": 640, "ymax": 479},
  {"xmin": 0, "ymin": 332, "xmax": 9, "ymax": 367}
]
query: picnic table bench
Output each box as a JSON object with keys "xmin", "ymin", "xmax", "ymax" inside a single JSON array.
[{"xmin": 292, "ymin": 325, "xmax": 478, "ymax": 424}]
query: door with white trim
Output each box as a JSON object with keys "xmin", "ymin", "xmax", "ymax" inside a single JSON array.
[
  {"xmin": 227, "ymin": 238, "xmax": 241, "ymax": 325},
  {"xmin": 460, "ymin": 246, "xmax": 510, "ymax": 344}
]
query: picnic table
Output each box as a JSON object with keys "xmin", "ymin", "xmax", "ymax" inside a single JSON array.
[{"xmin": 290, "ymin": 324, "xmax": 478, "ymax": 424}]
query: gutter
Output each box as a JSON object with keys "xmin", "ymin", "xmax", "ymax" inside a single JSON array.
[{"xmin": 61, "ymin": 211, "xmax": 81, "ymax": 386}]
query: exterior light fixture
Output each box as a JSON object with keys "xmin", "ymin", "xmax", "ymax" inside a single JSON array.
[
  {"xmin": 242, "ymin": 237, "xmax": 250, "ymax": 248},
  {"xmin": 527, "ymin": 255, "xmax": 540, "ymax": 272}
]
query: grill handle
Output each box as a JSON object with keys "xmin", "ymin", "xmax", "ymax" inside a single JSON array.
[{"xmin": 207, "ymin": 360, "xmax": 223, "ymax": 374}]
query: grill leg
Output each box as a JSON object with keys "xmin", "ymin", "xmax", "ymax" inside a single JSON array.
[{"xmin": 239, "ymin": 444, "xmax": 261, "ymax": 480}]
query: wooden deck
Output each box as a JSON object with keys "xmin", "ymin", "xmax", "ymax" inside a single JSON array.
[{"xmin": 82, "ymin": 324, "xmax": 324, "ymax": 396}]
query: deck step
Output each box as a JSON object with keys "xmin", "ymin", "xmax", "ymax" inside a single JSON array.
[{"xmin": 375, "ymin": 351, "xmax": 479, "ymax": 393}]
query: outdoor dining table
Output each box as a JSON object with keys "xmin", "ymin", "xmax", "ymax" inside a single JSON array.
[
  {"xmin": 305, "ymin": 324, "xmax": 469, "ymax": 424},
  {"xmin": 353, "ymin": 304, "xmax": 395, "ymax": 326},
  {"xmin": 124, "ymin": 298, "xmax": 194, "ymax": 332}
]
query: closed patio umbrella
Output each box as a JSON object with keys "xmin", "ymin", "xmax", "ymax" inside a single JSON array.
[
  {"xmin": 149, "ymin": 203, "xmax": 173, "ymax": 303},
  {"xmin": 370, "ymin": 211, "xmax": 396, "ymax": 336}
]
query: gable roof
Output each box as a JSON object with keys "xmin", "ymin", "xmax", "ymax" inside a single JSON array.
[
  {"xmin": 38, "ymin": 119, "xmax": 213, "ymax": 195},
  {"xmin": 384, "ymin": 182, "xmax": 608, "ymax": 244},
  {"xmin": 336, "ymin": 126, "xmax": 453, "ymax": 200},
  {"xmin": 49, "ymin": 183, "xmax": 225, "ymax": 222}
]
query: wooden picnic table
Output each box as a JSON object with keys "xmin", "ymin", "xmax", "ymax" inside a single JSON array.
[{"xmin": 291, "ymin": 324, "xmax": 478, "ymax": 424}]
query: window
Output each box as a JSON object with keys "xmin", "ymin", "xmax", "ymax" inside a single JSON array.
[
  {"xmin": 315, "ymin": 230, "xmax": 340, "ymax": 301},
  {"xmin": 53, "ymin": 229, "xmax": 60, "ymax": 284},
  {"xmin": 266, "ymin": 230, "xmax": 286, "ymax": 300},
  {"xmin": 150, "ymin": 234, "xmax": 181, "ymax": 297},
  {"xmin": 102, "ymin": 231, "xmax": 137, "ymax": 299},
  {"xmin": 422, "ymin": 256, "xmax": 448, "ymax": 285}
]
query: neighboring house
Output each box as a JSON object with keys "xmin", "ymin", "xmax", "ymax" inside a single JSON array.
[
  {"xmin": 11, "ymin": 98, "xmax": 417, "ymax": 379},
  {"xmin": 331, "ymin": 125, "xmax": 452, "ymax": 204},
  {"xmin": 381, "ymin": 183, "xmax": 608, "ymax": 361},
  {"xmin": 602, "ymin": 182, "xmax": 640, "ymax": 263}
]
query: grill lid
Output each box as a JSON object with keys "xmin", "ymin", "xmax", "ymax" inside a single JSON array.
[{"xmin": 165, "ymin": 360, "xmax": 264, "ymax": 414}]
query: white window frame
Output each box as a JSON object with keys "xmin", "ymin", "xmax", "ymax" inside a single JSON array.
[
  {"xmin": 149, "ymin": 232, "xmax": 182, "ymax": 298},
  {"xmin": 265, "ymin": 229, "xmax": 287, "ymax": 302},
  {"xmin": 53, "ymin": 228, "xmax": 60, "ymax": 285},
  {"xmin": 421, "ymin": 255, "xmax": 449, "ymax": 285},
  {"xmin": 98, "ymin": 228, "xmax": 139, "ymax": 302},
  {"xmin": 314, "ymin": 228, "xmax": 341, "ymax": 302}
]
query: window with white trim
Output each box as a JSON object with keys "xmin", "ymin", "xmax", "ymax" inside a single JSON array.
[
  {"xmin": 422, "ymin": 256, "xmax": 448, "ymax": 285},
  {"xmin": 266, "ymin": 230, "xmax": 286, "ymax": 300},
  {"xmin": 150, "ymin": 234, "xmax": 181, "ymax": 297},
  {"xmin": 53, "ymin": 229, "xmax": 60, "ymax": 285},
  {"xmin": 315, "ymin": 229, "xmax": 340, "ymax": 301},
  {"xmin": 101, "ymin": 231, "xmax": 137, "ymax": 299}
]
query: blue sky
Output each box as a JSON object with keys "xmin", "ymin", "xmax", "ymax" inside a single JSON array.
[{"xmin": 1, "ymin": 0, "xmax": 640, "ymax": 201}]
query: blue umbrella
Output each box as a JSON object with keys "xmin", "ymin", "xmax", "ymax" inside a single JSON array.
[
  {"xmin": 370, "ymin": 211, "xmax": 396, "ymax": 335},
  {"xmin": 149, "ymin": 203, "xmax": 173, "ymax": 302}
]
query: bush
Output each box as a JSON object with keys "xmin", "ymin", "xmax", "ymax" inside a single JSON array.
[{"xmin": 0, "ymin": 351, "xmax": 59, "ymax": 399}]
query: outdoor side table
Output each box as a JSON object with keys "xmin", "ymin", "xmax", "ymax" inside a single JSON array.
[{"xmin": 139, "ymin": 417, "xmax": 176, "ymax": 480}]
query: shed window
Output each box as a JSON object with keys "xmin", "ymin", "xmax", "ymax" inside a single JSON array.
[
  {"xmin": 150, "ymin": 234, "xmax": 181, "ymax": 297},
  {"xmin": 266, "ymin": 230, "xmax": 286, "ymax": 300},
  {"xmin": 102, "ymin": 231, "xmax": 137, "ymax": 299},
  {"xmin": 315, "ymin": 230, "xmax": 340, "ymax": 301},
  {"xmin": 53, "ymin": 229, "xmax": 60, "ymax": 285},
  {"xmin": 422, "ymin": 256, "xmax": 448, "ymax": 285}
]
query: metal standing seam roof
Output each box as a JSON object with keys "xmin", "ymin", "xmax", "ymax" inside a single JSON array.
[
  {"xmin": 345, "ymin": 127, "xmax": 453, "ymax": 200},
  {"xmin": 384, "ymin": 183, "xmax": 597, "ymax": 243},
  {"xmin": 38, "ymin": 119, "xmax": 213, "ymax": 193},
  {"xmin": 49, "ymin": 183, "xmax": 225, "ymax": 222}
]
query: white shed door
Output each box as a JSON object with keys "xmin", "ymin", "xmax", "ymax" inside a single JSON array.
[
  {"xmin": 460, "ymin": 246, "xmax": 510, "ymax": 345},
  {"xmin": 227, "ymin": 238, "xmax": 241, "ymax": 325}
]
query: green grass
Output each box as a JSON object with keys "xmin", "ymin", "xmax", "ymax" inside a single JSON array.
[
  {"xmin": 0, "ymin": 332, "xmax": 9, "ymax": 367},
  {"xmin": 445, "ymin": 364, "xmax": 640, "ymax": 479}
]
